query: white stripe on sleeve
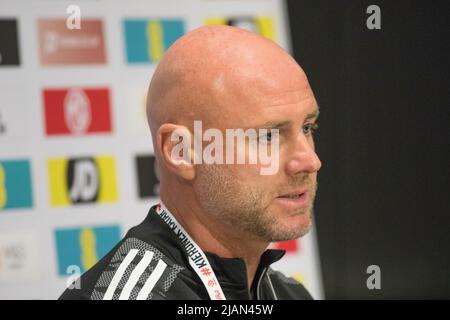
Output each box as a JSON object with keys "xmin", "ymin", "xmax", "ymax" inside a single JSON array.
[
  {"xmin": 136, "ymin": 259, "xmax": 167, "ymax": 300},
  {"xmin": 119, "ymin": 250, "xmax": 154, "ymax": 300},
  {"xmin": 103, "ymin": 249, "xmax": 139, "ymax": 300}
]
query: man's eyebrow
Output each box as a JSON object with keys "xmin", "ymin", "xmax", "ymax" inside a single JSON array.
[
  {"xmin": 247, "ymin": 107, "xmax": 320, "ymax": 130},
  {"xmin": 305, "ymin": 108, "xmax": 320, "ymax": 121},
  {"xmin": 251, "ymin": 120, "xmax": 291, "ymax": 130}
]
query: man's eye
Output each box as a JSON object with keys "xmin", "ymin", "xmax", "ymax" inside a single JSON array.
[
  {"xmin": 303, "ymin": 123, "xmax": 319, "ymax": 135},
  {"xmin": 259, "ymin": 132, "xmax": 273, "ymax": 143}
]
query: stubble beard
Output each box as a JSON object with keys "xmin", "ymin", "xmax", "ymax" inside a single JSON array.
[{"xmin": 194, "ymin": 164, "xmax": 317, "ymax": 242}]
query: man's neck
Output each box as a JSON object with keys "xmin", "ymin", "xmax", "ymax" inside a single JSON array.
[{"xmin": 160, "ymin": 196, "xmax": 269, "ymax": 288}]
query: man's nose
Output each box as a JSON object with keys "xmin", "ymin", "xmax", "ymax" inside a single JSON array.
[{"xmin": 285, "ymin": 136, "xmax": 322, "ymax": 175}]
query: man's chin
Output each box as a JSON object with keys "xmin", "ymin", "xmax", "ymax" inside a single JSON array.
[{"xmin": 268, "ymin": 212, "xmax": 312, "ymax": 242}]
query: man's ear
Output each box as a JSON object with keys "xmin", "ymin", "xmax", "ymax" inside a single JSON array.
[{"xmin": 157, "ymin": 123, "xmax": 195, "ymax": 180}]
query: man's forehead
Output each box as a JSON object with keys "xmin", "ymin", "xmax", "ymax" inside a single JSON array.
[
  {"xmin": 206, "ymin": 94, "xmax": 319, "ymax": 131},
  {"xmin": 252, "ymin": 100, "xmax": 320, "ymax": 129},
  {"xmin": 259, "ymin": 87, "xmax": 315, "ymax": 109},
  {"xmin": 147, "ymin": 25, "xmax": 314, "ymax": 131},
  {"xmin": 213, "ymin": 62, "xmax": 314, "ymax": 114},
  {"xmin": 250, "ymin": 88, "xmax": 318, "ymax": 117}
]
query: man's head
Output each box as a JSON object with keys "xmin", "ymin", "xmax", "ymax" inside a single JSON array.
[{"xmin": 147, "ymin": 25, "xmax": 321, "ymax": 243}]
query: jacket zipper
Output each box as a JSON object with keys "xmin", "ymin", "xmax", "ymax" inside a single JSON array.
[{"xmin": 256, "ymin": 267, "xmax": 268, "ymax": 300}]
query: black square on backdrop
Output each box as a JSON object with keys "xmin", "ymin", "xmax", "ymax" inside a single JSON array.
[
  {"xmin": 0, "ymin": 19, "xmax": 21, "ymax": 66},
  {"xmin": 136, "ymin": 155, "xmax": 160, "ymax": 198}
]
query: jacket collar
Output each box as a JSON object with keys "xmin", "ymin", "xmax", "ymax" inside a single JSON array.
[{"xmin": 140, "ymin": 204, "xmax": 285, "ymax": 291}]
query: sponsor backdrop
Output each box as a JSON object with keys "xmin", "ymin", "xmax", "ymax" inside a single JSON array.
[{"xmin": 0, "ymin": 0, "xmax": 323, "ymax": 299}]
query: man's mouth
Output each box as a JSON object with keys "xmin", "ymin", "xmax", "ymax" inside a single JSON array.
[
  {"xmin": 281, "ymin": 193, "xmax": 302, "ymax": 199},
  {"xmin": 275, "ymin": 189, "xmax": 310, "ymax": 210},
  {"xmin": 278, "ymin": 188, "xmax": 308, "ymax": 198}
]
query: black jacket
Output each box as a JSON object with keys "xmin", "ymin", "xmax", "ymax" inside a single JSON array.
[{"xmin": 59, "ymin": 205, "xmax": 313, "ymax": 300}]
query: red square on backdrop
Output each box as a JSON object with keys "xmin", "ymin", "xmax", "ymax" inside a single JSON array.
[
  {"xmin": 274, "ymin": 239, "xmax": 300, "ymax": 253},
  {"xmin": 43, "ymin": 88, "xmax": 112, "ymax": 136}
]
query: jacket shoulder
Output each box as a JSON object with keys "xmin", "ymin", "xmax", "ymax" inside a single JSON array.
[
  {"xmin": 265, "ymin": 268, "xmax": 314, "ymax": 300},
  {"xmin": 59, "ymin": 237, "xmax": 187, "ymax": 300}
]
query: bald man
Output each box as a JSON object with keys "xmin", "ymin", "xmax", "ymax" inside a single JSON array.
[{"xmin": 60, "ymin": 25, "xmax": 321, "ymax": 300}]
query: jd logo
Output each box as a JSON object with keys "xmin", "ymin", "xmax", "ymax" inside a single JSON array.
[
  {"xmin": 67, "ymin": 158, "xmax": 99, "ymax": 203},
  {"xmin": 49, "ymin": 156, "xmax": 117, "ymax": 206}
]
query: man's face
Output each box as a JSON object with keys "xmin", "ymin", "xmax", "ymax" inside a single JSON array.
[{"xmin": 193, "ymin": 85, "xmax": 321, "ymax": 242}]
